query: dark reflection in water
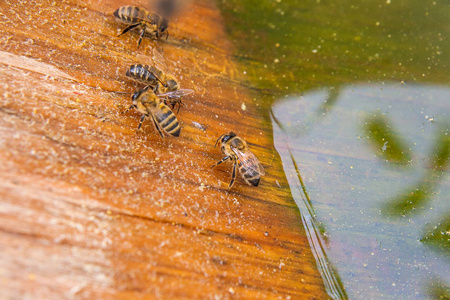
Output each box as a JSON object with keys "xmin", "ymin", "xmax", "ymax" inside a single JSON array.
[
  {"xmin": 362, "ymin": 113, "xmax": 412, "ymax": 165},
  {"xmin": 426, "ymin": 278, "xmax": 450, "ymax": 299},
  {"xmin": 319, "ymin": 87, "xmax": 340, "ymax": 118},
  {"xmin": 421, "ymin": 214, "xmax": 450, "ymax": 257},
  {"xmin": 383, "ymin": 127, "xmax": 449, "ymax": 217},
  {"xmin": 271, "ymin": 84, "xmax": 449, "ymax": 299}
]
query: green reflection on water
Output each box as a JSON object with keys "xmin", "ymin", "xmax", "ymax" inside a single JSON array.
[
  {"xmin": 426, "ymin": 279, "xmax": 450, "ymax": 300},
  {"xmin": 218, "ymin": 0, "xmax": 450, "ymax": 101},
  {"xmin": 218, "ymin": 0, "xmax": 450, "ymax": 299},
  {"xmin": 362, "ymin": 112, "xmax": 412, "ymax": 165},
  {"xmin": 421, "ymin": 215, "xmax": 450, "ymax": 257},
  {"xmin": 383, "ymin": 126, "xmax": 450, "ymax": 216}
]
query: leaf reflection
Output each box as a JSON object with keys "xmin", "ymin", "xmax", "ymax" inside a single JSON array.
[
  {"xmin": 426, "ymin": 278, "xmax": 450, "ymax": 299},
  {"xmin": 382, "ymin": 126, "xmax": 449, "ymax": 216},
  {"xmin": 362, "ymin": 113, "xmax": 412, "ymax": 165},
  {"xmin": 421, "ymin": 215, "xmax": 450, "ymax": 258}
]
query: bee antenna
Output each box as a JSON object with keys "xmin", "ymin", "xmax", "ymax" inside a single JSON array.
[
  {"xmin": 112, "ymin": 91, "xmax": 133, "ymax": 95},
  {"xmin": 215, "ymin": 134, "xmax": 225, "ymax": 147}
]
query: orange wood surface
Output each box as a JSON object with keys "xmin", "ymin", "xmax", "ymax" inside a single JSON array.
[{"xmin": 0, "ymin": 0, "xmax": 328, "ymax": 298}]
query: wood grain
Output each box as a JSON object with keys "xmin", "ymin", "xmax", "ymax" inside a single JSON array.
[{"xmin": 0, "ymin": 0, "xmax": 328, "ymax": 298}]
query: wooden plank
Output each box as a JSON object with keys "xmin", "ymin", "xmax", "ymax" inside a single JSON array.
[{"xmin": 0, "ymin": 0, "xmax": 328, "ymax": 298}]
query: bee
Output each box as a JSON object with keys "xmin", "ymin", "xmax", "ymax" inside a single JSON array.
[
  {"xmin": 212, "ymin": 132, "xmax": 265, "ymax": 189},
  {"xmin": 126, "ymin": 49, "xmax": 193, "ymax": 112},
  {"xmin": 126, "ymin": 86, "xmax": 180, "ymax": 137},
  {"xmin": 114, "ymin": 6, "xmax": 169, "ymax": 48}
]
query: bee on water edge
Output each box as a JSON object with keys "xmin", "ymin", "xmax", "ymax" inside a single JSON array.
[
  {"xmin": 114, "ymin": 5, "xmax": 169, "ymax": 48},
  {"xmin": 126, "ymin": 48, "xmax": 194, "ymax": 112},
  {"xmin": 126, "ymin": 86, "xmax": 180, "ymax": 138},
  {"xmin": 212, "ymin": 132, "xmax": 265, "ymax": 190}
]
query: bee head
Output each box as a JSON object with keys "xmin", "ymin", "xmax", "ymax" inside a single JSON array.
[
  {"xmin": 131, "ymin": 86, "xmax": 151, "ymax": 102},
  {"xmin": 223, "ymin": 132, "xmax": 236, "ymax": 143},
  {"xmin": 159, "ymin": 18, "xmax": 169, "ymax": 33},
  {"xmin": 215, "ymin": 132, "xmax": 236, "ymax": 147},
  {"xmin": 154, "ymin": 18, "xmax": 169, "ymax": 39},
  {"xmin": 131, "ymin": 91, "xmax": 140, "ymax": 103},
  {"xmin": 166, "ymin": 79, "xmax": 178, "ymax": 91}
]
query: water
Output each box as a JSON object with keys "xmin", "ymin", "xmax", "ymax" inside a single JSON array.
[
  {"xmin": 272, "ymin": 83, "xmax": 449, "ymax": 298},
  {"xmin": 219, "ymin": 0, "xmax": 450, "ymax": 298}
]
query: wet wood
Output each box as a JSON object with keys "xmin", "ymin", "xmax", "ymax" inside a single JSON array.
[{"xmin": 0, "ymin": 0, "xmax": 328, "ymax": 299}]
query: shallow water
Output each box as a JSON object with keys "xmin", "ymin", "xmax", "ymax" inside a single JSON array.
[
  {"xmin": 272, "ymin": 83, "xmax": 449, "ymax": 298},
  {"xmin": 219, "ymin": 0, "xmax": 450, "ymax": 298}
]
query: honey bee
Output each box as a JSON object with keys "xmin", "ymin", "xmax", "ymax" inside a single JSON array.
[
  {"xmin": 114, "ymin": 6, "xmax": 169, "ymax": 48},
  {"xmin": 212, "ymin": 132, "xmax": 265, "ymax": 189},
  {"xmin": 126, "ymin": 86, "xmax": 180, "ymax": 137},
  {"xmin": 126, "ymin": 49, "xmax": 193, "ymax": 111}
]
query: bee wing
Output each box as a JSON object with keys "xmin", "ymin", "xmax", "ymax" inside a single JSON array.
[
  {"xmin": 136, "ymin": 53, "xmax": 167, "ymax": 86},
  {"xmin": 152, "ymin": 48, "xmax": 170, "ymax": 74},
  {"xmin": 231, "ymin": 146, "xmax": 265, "ymax": 176},
  {"xmin": 132, "ymin": 16, "xmax": 155, "ymax": 23},
  {"xmin": 136, "ymin": 54, "xmax": 154, "ymax": 65},
  {"xmin": 147, "ymin": 65, "xmax": 166, "ymax": 86},
  {"xmin": 145, "ymin": 14, "xmax": 160, "ymax": 25},
  {"xmin": 158, "ymin": 89, "xmax": 194, "ymax": 98}
]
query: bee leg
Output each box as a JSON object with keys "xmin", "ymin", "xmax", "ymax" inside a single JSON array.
[
  {"xmin": 175, "ymin": 100, "xmax": 182, "ymax": 114},
  {"xmin": 167, "ymin": 97, "xmax": 181, "ymax": 114},
  {"xmin": 153, "ymin": 84, "xmax": 161, "ymax": 94},
  {"xmin": 137, "ymin": 114, "xmax": 146, "ymax": 131},
  {"xmin": 118, "ymin": 23, "xmax": 140, "ymax": 37},
  {"xmin": 228, "ymin": 162, "xmax": 237, "ymax": 190},
  {"xmin": 150, "ymin": 114, "xmax": 164, "ymax": 138},
  {"xmin": 124, "ymin": 104, "xmax": 136, "ymax": 114},
  {"xmin": 137, "ymin": 24, "xmax": 147, "ymax": 48},
  {"xmin": 211, "ymin": 156, "xmax": 230, "ymax": 168},
  {"xmin": 165, "ymin": 31, "xmax": 169, "ymax": 40},
  {"xmin": 163, "ymin": 95, "xmax": 170, "ymax": 107}
]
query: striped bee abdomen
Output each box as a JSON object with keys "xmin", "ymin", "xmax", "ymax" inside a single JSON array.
[
  {"xmin": 238, "ymin": 160, "xmax": 261, "ymax": 186},
  {"xmin": 114, "ymin": 6, "xmax": 146, "ymax": 24},
  {"xmin": 126, "ymin": 64, "xmax": 157, "ymax": 85},
  {"xmin": 154, "ymin": 103, "xmax": 180, "ymax": 137}
]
